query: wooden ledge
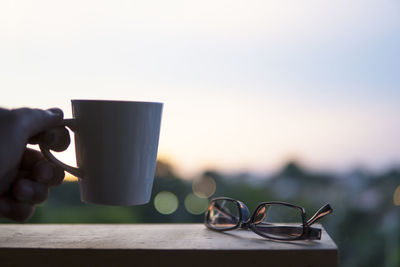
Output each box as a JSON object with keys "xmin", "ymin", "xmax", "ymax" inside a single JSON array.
[{"xmin": 0, "ymin": 224, "xmax": 338, "ymax": 267}]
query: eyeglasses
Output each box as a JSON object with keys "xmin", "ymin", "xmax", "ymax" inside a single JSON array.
[{"xmin": 204, "ymin": 197, "xmax": 333, "ymax": 241}]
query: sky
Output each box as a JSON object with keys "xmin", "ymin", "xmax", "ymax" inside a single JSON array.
[{"xmin": 1, "ymin": 0, "xmax": 399, "ymax": 177}]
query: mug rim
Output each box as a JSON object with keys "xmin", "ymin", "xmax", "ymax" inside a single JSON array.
[{"xmin": 71, "ymin": 99, "xmax": 163, "ymax": 105}]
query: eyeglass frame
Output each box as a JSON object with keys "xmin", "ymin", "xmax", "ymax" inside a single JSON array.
[{"xmin": 204, "ymin": 197, "xmax": 333, "ymax": 241}]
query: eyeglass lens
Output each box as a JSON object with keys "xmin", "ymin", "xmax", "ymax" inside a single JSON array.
[
  {"xmin": 253, "ymin": 204, "xmax": 304, "ymax": 240},
  {"xmin": 207, "ymin": 199, "xmax": 240, "ymax": 230}
]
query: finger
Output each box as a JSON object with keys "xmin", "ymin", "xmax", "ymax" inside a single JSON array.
[
  {"xmin": 20, "ymin": 149, "xmax": 66, "ymax": 186},
  {"xmin": 20, "ymin": 148, "xmax": 44, "ymax": 171},
  {"xmin": 16, "ymin": 170, "xmax": 30, "ymax": 180},
  {"xmin": 11, "ymin": 108, "xmax": 63, "ymax": 140},
  {"xmin": 28, "ymin": 107, "xmax": 65, "ymax": 144},
  {"xmin": 29, "ymin": 126, "xmax": 71, "ymax": 152},
  {"xmin": 47, "ymin": 108, "xmax": 64, "ymax": 117},
  {"xmin": 32, "ymin": 160, "xmax": 65, "ymax": 186},
  {"xmin": 12, "ymin": 178, "xmax": 49, "ymax": 204},
  {"xmin": 0, "ymin": 196, "xmax": 35, "ymax": 222}
]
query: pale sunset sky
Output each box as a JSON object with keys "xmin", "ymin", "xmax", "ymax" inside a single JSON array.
[{"xmin": 1, "ymin": 0, "xmax": 399, "ymax": 177}]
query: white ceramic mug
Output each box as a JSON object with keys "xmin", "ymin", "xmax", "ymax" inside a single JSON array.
[{"xmin": 40, "ymin": 100, "xmax": 163, "ymax": 206}]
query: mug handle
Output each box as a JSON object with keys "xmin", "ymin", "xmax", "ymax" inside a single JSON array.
[{"xmin": 39, "ymin": 119, "xmax": 84, "ymax": 178}]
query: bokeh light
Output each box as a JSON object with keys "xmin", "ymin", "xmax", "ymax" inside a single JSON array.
[
  {"xmin": 393, "ymin": 185, "xmax": 400, "ymax": 206},
  {"xmin": 184, "ymin": 193, "xmax": 209, "ymax": 215},
  {"xmin": 192, "ymin": 175, "xmax": 216, "ymax": 198},
  {"xmin": 154, "ymin": 191, "xmax": 179, "ymax": 215}
]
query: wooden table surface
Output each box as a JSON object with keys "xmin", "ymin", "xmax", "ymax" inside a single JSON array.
[{"xmin": 0, "ymin": 224, "xmax": 338, "ymax": 267}]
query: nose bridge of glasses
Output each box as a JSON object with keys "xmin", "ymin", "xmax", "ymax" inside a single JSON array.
[
  {"xmin": 306, "ymin": 204, "xmax": 333, "ymax": 226},
  {"xmin": 237, "ymin": 201, "xmax": 250, "ymax": 227}
]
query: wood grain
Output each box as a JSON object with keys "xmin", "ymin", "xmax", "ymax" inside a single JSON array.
[{"xmin": 0, "ymin": 224, "xmax": 338, "ymax": 267}]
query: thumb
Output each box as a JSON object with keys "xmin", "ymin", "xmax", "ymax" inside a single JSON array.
[{"xmin": 12, "ymin": 108, "xmax": 64, "ymax": 139}]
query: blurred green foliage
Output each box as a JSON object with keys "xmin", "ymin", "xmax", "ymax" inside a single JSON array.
[{"xmin": 1, "ymin": 160, "xmax": 399, "ymax": 267}]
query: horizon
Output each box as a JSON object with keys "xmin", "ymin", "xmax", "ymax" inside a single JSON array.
[{"xmin": 63, "ymin": 157, "xmax": 400, "ymax": 183}]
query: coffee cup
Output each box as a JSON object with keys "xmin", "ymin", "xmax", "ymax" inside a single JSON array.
[{"xmin": 39, "ymin": 100, "xmax": 163, "ymax": 206}]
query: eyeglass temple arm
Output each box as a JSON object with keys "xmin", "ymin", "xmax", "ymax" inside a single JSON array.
[
  {"xmin": 254, "ymin": 225, "xmax": 322, "ymax": 240},
  {"xmin": 306, "ymin": 204, "xmax": 333, "ymax": 226}
]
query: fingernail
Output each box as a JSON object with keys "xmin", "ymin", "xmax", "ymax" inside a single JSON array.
[{"xmin": 0, "ymin": 199, "xmax": 10, "ymax": 215}]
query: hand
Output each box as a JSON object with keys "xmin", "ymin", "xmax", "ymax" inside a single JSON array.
[{"xmin": 0, "ymin": 108, "xmax": 70, "ymax": 221}]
